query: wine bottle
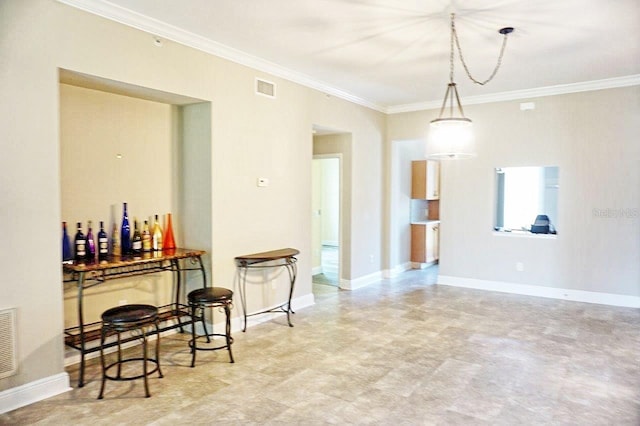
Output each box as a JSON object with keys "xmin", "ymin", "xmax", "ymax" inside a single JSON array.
[
  {"xmin": 152, "ymin": 214, "xmax": 163, "ymax": 251},
  {"xmin": 111, "ymin": 222, "xmax": 121, "ymax": 256},
  {"xmin": 62, "ymin": 222, "xmax": 73, "ymax": 262},
  {"xmin": 132, "ymin": 219, "xmax": 142, "ymax": 254},
  {"xmin": 74, "ymin": 222, "xmax": 86, "ymax": 261},
  {"xmin": 163, "ymin": 213, "xmax": 176, "ymax": 250},
  {"xmin": 120, "ymin": 202, "xmax": 131, "ymax": 255},
  {"xmin": 86, "ymin": 220, "xmax": 96, "ymax": 260},
  {"xmin": 142, "ymin": 220, "xmax": 152, "ymax": 252},
  {"xmin": 62, "ymin": 222, "xmax": 72, "ymax": 261},
  {"xmin": 98, "ymin": 221, "xmax": 109, "ymax": 261}
]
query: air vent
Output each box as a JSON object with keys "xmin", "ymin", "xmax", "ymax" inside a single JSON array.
[
  {"xmin": 256, "ymin": 78, "xmax": 276, "ymax": 98},
  {"xmin": 0, "ymin": 308, "xmax": 17, "ymax": 379}
]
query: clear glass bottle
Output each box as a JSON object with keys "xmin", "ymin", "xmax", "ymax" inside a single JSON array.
[
  {"xmin": 152, "ymin": 214, "xmax": 163, "ymax": 251},
  {"xmin": 111, "ymin": 222, "xmax": 121, "ymax": 256},
  {"xmin": 131, "ymin": 219, "xmax": 142, "ymax": 254},
  {"xmin": 142, "ymin": 220, "xmax": 152, "ymax": 252}
]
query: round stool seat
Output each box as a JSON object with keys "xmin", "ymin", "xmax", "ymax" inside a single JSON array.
[
  {"xmin": 102, "ymin": 304, "xmax": 158, "ymax": 326},
  {"xmin": 188, "ymin": 287, "xmax": 233, "ymax": 304}
]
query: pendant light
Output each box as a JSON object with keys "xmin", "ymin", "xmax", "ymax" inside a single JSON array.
[{"xmin": 427, "ymin": 13, "xmax": 514, "ymax": 159}]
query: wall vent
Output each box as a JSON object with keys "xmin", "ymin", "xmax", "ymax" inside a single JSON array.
[
  {"xmin": 256, "ymin": 78, "xmax": 276, "ymax": 98},
  {"xmin": 0, "ymin": 308, "xmax": 17, "ymax": 379}
]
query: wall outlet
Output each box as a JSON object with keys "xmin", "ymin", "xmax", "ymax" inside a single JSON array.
[
  {"xmin": 369, "ymin": 254, "xmax": 374, "ymax": 263},
  {"xmin": 257, "ymin": 177, "xmax": 269, "ymax": 187},
  {"xmin": 516, "ymin": 262, "xmax": 524, "ymax": 272}
]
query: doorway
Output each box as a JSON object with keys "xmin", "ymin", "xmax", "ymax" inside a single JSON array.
[{"xmin": 312, "ymin": 155, "xmax": 341, "ymax": 288}]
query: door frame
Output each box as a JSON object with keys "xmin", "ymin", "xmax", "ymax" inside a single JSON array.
[{"xmin": 313, "ymin": 153, "xmax": 343, "ymax": 286}]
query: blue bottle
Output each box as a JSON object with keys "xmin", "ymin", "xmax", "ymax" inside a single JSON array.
[
  {"xmin": 120, "ymin": 202, "xmax": 131, "ymax": 255},
  {"xmin": 62, "ymin": 221, "xmax": 73, "ymax": 261}
]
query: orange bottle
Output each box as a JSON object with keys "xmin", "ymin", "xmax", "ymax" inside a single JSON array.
[{"xmin": 163, "ymin": 213, "xmax": 176, "ymax": 250}]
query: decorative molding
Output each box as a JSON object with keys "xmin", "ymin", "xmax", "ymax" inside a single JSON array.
[
  {"xmin": 438, "ymin": 275, "xmax": 640, "ymax": 308},
  {"xmin": 340, "ymin": 271, "xmax": 382, "ymax": 291},
  {"xmin": 0, "ymin": 373, "xmax": 71, "ymax": 414},
  {"xmin": 55, "ymin": 1, "xmax": 640, "ymax": 115},
  {"xmin": 387, "ymin": 74, "xmax": 640, "ymax": 114},
  {"xmin": 55, "ymin": 0, "xmax": 385, "ymax": 113}
]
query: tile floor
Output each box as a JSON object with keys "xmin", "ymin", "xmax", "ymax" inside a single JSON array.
[{"xmin": 2, "ymin": 267, "xmax": 639, "ymax": 425}]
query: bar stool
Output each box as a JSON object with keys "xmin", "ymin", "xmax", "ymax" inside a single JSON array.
[
  {"xmin": 98, "ymin": 304, "xmax": 163, "ymax": 399},
  {"xmin": 188, "ymin": 287, "xmax": 234, "ymax": 366}
]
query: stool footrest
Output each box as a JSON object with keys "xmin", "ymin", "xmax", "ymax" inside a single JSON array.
[
  {"xmin": 189, "ymin": 333, "xmax": 235, "ymax": 351},
  {"xmin": 103, "ymin": 358, "xmax": 162, "ymax": 381}
]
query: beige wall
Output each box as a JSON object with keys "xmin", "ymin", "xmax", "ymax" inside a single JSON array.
[
  {"xmin": 0, "ymin": 0, "xmax": 385, "ymax": 393},
  {"xmin": 60, "ymin": 84, "xmax": 180, "ymax": 328},
  {"xmin": 387, "ymin": 87, "xmax": 640, "ymax": 296}
]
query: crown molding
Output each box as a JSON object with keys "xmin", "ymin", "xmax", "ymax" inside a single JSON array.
[
  {"xmin": 56, "ymin": 0, "xmax": 386, "ymax": 113},
  {"xmin": 387, "ymin": 74, "xmax": 640, "ymax": 114},
  {"xmin": 56, "ymin": 1, "xmax": 639, "ymax": 116}
]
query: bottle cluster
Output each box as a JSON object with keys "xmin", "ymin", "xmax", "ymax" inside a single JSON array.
[{"xmin": 62, "ymin": 202, "xmax": 177, "ymax": 263}]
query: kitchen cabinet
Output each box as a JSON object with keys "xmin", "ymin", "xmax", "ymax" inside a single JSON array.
[
  {"xmin": 411, "ymin": 160, "xmax": 440, "ymax": 200},
  {"xmin": 410, "ymin": 222, "xmax": 440, "ymax": 264}
]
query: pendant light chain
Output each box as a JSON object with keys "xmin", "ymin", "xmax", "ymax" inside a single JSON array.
[{"xmin": 451, "ymin": 13, "xmax": 511, "ymax": 86}]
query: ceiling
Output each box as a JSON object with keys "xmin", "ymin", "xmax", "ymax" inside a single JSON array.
[{"xmin": 61, "ymin": 0, "xmax": 640, "ymax": 112}]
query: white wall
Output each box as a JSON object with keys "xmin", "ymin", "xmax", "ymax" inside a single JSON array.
[
  {"xmin": 0, "ymin": 0, "xmax": 385, "ymax": 398},
  {"xmin": 387, "ymin": 87, "xmax": 640, "ymax": 298}
]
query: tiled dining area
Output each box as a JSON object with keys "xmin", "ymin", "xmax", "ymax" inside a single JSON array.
[{"xmin": 2, "ymin": 267, "xmax": 639, "ymax": 425}]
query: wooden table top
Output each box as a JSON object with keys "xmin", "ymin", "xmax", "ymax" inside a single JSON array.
[{"xmin": 234, "ymin": 248, "xmax": 300, "ymax": 266}]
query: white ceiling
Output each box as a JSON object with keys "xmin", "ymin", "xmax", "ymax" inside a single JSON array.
[{"xmin": 61, "ymin": 0, "xmax": 640, "ymax": 112}]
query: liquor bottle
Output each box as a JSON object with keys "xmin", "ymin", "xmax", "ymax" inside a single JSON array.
[
  {"xmin": 120, "ymin": 202, "xmax": 131, "ymax": 254},
  {"xmin": 111, "ymin": 222, "xmax": 121, "ymax": 256},
  {"xmin": 131, "ymin": 219, "xmax": 142, "ymax": 254},
  {"xmin": 86, "ymin": 220, "xmax": 96, "ymax": 260},
  {"xmin": 74, "ymin": 222, "xmax": 86, "ymax": 261},
  {"xmin": 98, "ymin": 221, "xmax": 109, "ymax": 261},
  {"xmin": 152, "ymin": 214, "xmax": 163, "ymax": 251},
  {"xmin": 62, "ymin": 222, "xmax": 73, "ymax": 261},
  {"xmin": 142, "ymin": 220, "xmax": 152, "ymax": 252},
  {"xmin": 163, "ymin": 213, "xmax": 176, "ymax": 250}
]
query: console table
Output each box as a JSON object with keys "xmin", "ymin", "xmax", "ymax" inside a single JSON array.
[
  {"xmin": 63, "ymin": 248, "xmax": 206, "ymax": 387},
  {"xmin": 234, "ymin": 248, "xmax": 299, "ymax": 332}
]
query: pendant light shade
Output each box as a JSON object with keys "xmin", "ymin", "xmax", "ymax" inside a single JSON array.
[
  {"xmin": 427, "ymin": 82, "xmax": 475, "ymax": 159},
  {"xmin": 427, "ymin": 118, "xmax": 475, "ymax": 159}
]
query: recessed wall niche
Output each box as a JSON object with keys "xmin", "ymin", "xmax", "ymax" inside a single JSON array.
[{"xmin": 58, "ymin": 69, "xmax": 212, "ymax": 331}]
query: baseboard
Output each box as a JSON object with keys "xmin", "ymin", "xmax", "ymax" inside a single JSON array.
[
  {"xmin": 0, "ymin": 373, "xmax": 71, "ymax": 414},
  {"xmin": 410, "ymin": 261, "xmax": 437, "ymax": 270},
  {"xmin": 311, "ymin": 266, "xmax": 323, "ymax": 276},
  {"xmin": 340, "ymin": 271, "xmax": 382, "ymax": 291},
  {"xmin": 438, "ymin": 275, "xmax": 640, "ymax": 308},
  {"xmin": 383, "ymin": 262, "xmax": 413, "ymax": 278}
]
